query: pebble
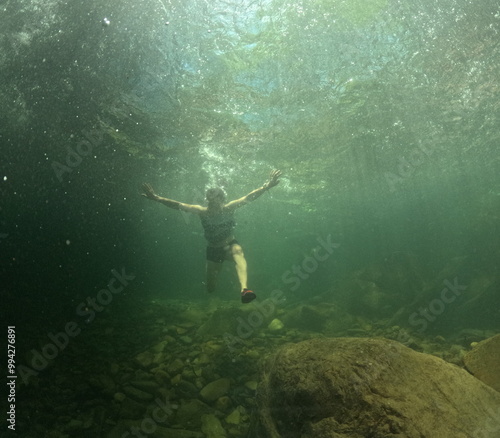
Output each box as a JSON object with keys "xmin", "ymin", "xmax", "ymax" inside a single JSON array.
[
  {"xmin": 130, "ymin": 379, "xmax": 158, "ymax": 394},
  {"xmin": 135, "ymin": 350, "xmax": 155, "ymax": 369},
  {"xmin": 113, "ymin": 392, "xmax": 126, "ymax": 402},
  {"xmin": 225, "ymin": 408, "xmax": 241, "ymax": 424},
  {"xmin": 215, "ymin": 396, "xmax": 232, "ymax": 411},
  {"xmin": 122, "ymin": 385, "xmax": 154, "ymax": 402},
  {"xmin": 167, "ymin": 358, "xmax": 185, "ymax": 374},
  {"xmin": 201, "ymin": 414, "xmax": 227, "ymax": 437},
  {"xmin": 63, "ymin": 419, "xmax": 84, "ymax": 432},
  {"xmin": 200, "ymin": 378, "xmax": 231, "ymax": 402},
  {"xmin": 268, "ymin": 318, "xmax": 285, "ymax": 331},
  {"xmin": 245, "ymin": 381, "xmax": 258, "ymax": 391}
]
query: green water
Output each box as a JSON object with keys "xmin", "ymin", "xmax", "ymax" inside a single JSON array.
[{"xmin": 2, "ymin": 0, "xmax": 500, "ymax": 435}]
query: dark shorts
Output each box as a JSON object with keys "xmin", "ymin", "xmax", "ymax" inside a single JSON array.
[{"xmin": 206, "ymin": 239, "xmax": 239, "ymax": 263}]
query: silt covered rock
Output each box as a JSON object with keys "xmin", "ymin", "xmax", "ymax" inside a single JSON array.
[
  {"xmin": 250, "ymin": 337, "xmax": 500, "ymax": 438},
  {"xmin": 464, "ymin": 333, "xmax": 500, "ymax": 392}
]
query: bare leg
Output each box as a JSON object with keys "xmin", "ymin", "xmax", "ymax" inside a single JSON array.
[
  {"xmin": 230, "ymin": 244, "xmax": 248, "ymax": 292},
  {"xmin": 206, "ymin": 260, "xmax": 223, "ymax": 293}
]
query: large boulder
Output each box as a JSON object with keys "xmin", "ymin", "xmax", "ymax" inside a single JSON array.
[
  {"xmin": 463, "ymin": 333, "xmax": 500, "ymax": 392},
  {"xmin": 250, "ymin": 337, "xmax": 500, "ymax": 438}
]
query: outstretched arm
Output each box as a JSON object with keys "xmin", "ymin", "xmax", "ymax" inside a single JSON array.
[
  {"xmin": 225, "ymin": 169, "xmax": 282, "ymax": 210},
  {"xmin": 141, "ymin": 183, "xmax": 205, "ymax": 214}
]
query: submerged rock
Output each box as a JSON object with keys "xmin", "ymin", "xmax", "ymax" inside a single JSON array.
[
  {"xmin": 200, "ymin": 378, "xmax": 231, "ymax": 402},
  {"xmin": 464, "ymin": 333, "xmax": 500, "ymax": 392},
  {"xmin": 201, "ymin": 414, "xmax": 227, "ymax": 438},
  {"xmin": 129, "ymin": 379, "xmax": 158, "ymax": 395},
  {"xmin": 166, "ymin": 358, "xmax": 185, "ymax": 374},
  {"xmin": 245, "ymin": 381, "xmax": 258, "ymax": 391},
  {"xmin": 154, "ymin": 427, "xmax": 204, "ymax": 438},
  {"xmin": 117, "ymin": 397, "xmax": 147, "ymax": 420},
  {"xmin": 88, "ymin": 374, "xmax": 116, "ymax": 396},
  {"xmin": 225, "ymin": 408, "xmax": 241, "ymax": 425},
  {"xmin": 196, "ymin": 303, "xmax": 277, "ymax": 338},
  {"xmin": 134, "ymin": 350, "xmax": 155, "ymax": 369},
  {"xmin": 113, "ymin": 392, "xmax": 126, "ymax": 402},
  {"xmin": 267, "ymin": 318, "xmax": 284, "ymax": 331},
  {"xmin": 122, "ymin": 385, "xmax": 154, "ymax": 402},
  {"xmin": 215, "ymin": 395, "xmax": 232, "ymax": 412},
  {"xmin": 61, "ymin": 419, "xmax": 84, "ymax": 432},
  {"xmin": 107, "ymin": 420, "xmax": 203, "ymax": 438},
  {"xmin": 175, "ymin": 399, "xmax": 212, "ymax": 429},
  {"xmin": 250, "ymin": 337, "xmax": 500, "ymax": 438},
  {"xmin": 196, "ymin": 306, "xmax": 245, "ymax": 338}
]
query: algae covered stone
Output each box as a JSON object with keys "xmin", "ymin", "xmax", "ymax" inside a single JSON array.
[
  {"xmin": 113, "ymin": 392, "xmax": 126, "ymax": 402},
  {"xmin": 122, "ymin": 385, "xmax": 154, "ymax": 402},
  {"xmin": 166, "ymin": 358, "xmax": 184, "ymax": 374},
  {"xmin": 196, "ymin": 307, "xmax": 246, "ymax": 338},
  {"xmin": 135, "ymin": 350, "xmax": 155, "ymax": 369},
  {"xmin": 200, "ymin": 378, "xmax": 230, "ymax": 402},
  {"xmin": 267, "ymin": 318, "xmax": 284, "ymax": 331},
  {"xmin": 175, "ymin": 399, "xmax": 212, "ymax": 429},
  {"xmin": 245, "ymin": 380, "xmax": 258, "ymax": 391},
  {"xmin": 225, "ymin": 408, "xmax": 241, "ymax": 425},
  {"xmin": 201, "ymin": 414, "xmax": 227, "ymax": 438}
]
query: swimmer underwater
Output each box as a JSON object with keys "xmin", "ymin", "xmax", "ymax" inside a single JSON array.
[{"xmin": 141, "ymin": 169, "xmax": 282, "ymax": 303}]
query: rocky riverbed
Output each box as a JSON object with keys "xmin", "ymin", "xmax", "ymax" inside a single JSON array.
[{"xmin": 15, "ymin": 297, "xmax": 499, "ymax": 437}]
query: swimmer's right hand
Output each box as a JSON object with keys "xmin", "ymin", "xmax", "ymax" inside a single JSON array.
[{"xmin": 141, "ymin": 183, "xmax": 158, "ymax": 200}]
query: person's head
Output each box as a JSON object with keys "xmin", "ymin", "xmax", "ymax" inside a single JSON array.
[{"xmin": 206, "ymin": 187, "xmax": 226, "ymax": 207}]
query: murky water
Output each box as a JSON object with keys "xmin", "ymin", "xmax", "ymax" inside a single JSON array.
[{"xmin": 2, "ymin": 0, "xmax": 500, "ymax": 436}]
